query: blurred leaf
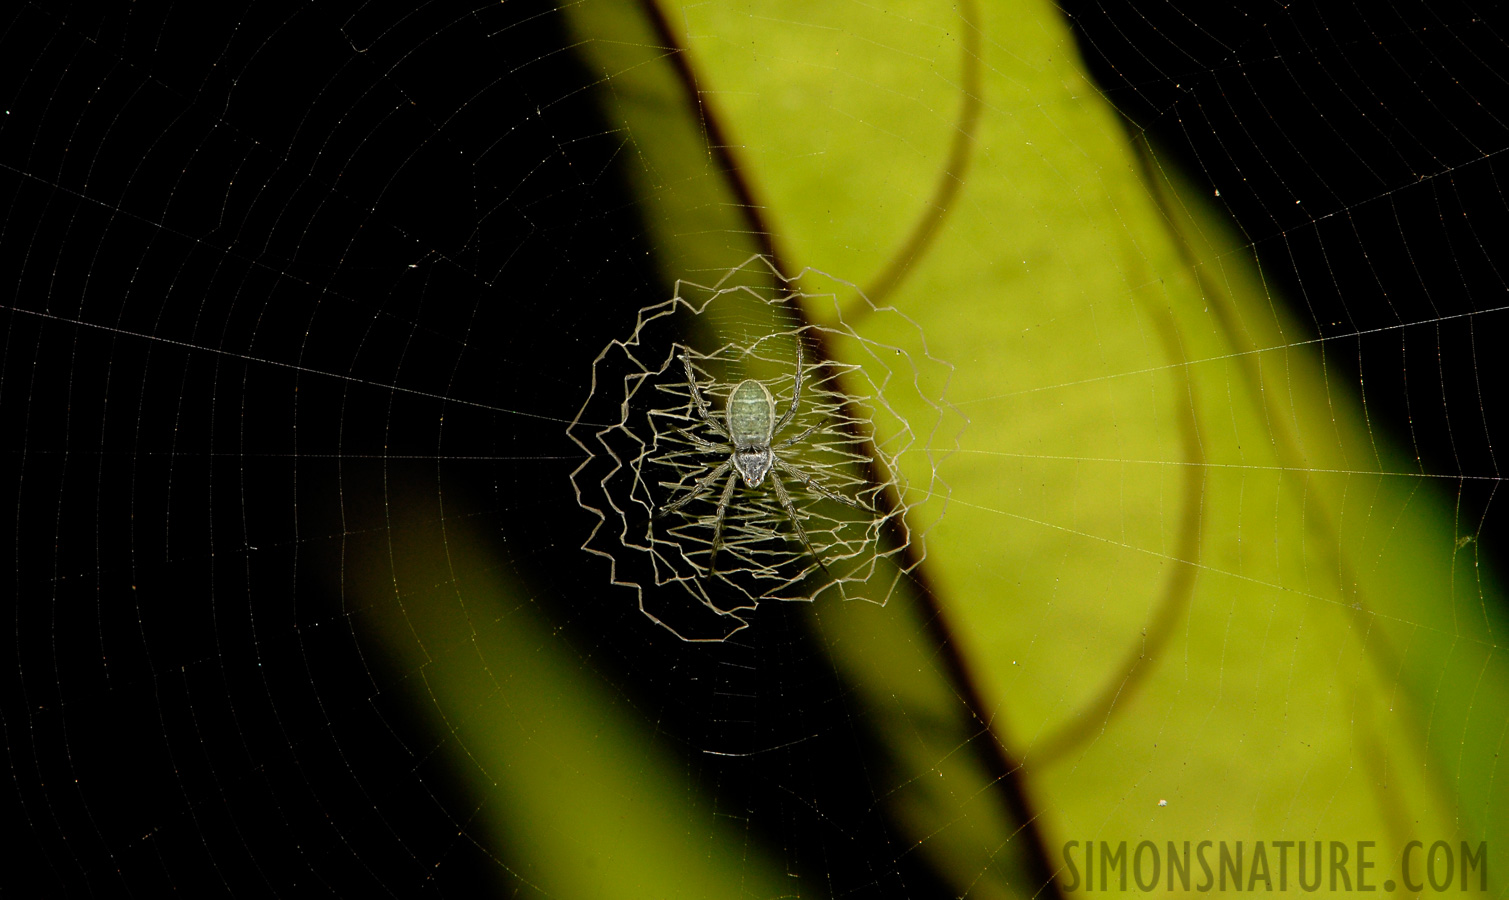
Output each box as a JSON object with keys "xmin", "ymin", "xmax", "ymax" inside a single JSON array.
[
  {"xmin": 564, "ymin": 0, "xmax": 1508, "ymax": 894},
  {"xmin": 349, "ymin": 511, "xmax": 795, "ymax": 898}
]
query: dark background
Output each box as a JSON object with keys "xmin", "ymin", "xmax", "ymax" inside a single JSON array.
[
  {"xmin": 3, "ymin": 0, "xmax": 1507, "ymax": 895},
  {"xmin": 1064, "ymin": 0, "xmax": 1509, "ymax": 546}
]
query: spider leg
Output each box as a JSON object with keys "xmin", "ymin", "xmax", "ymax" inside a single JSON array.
[
  {"xmin": 773, "ymin": 456, "xmax": 868, "ymax": 510},
  {"xmin": 707, "ymin": 467, "xmax": 740, "ymax": 573},
  {"xmin": 675, "ymin": 427, "xmax": 723, "ymax": 451},
  {"xmin": 771, "ymin": 337, "xmax": 803, "ymax": 436},
  {"xmin": 681, "ymin": 353, "xmax": 730, "ymax": 439},
  {"xmin": 773, "ymin": 422, "xmax": 820, "ymax": 450},
  {"xmin": 655, "ymin": 458, "xmax": 733, "ymax": 519},
  {"xmin": 769, "ymin": 466, "xmax": 829, "ymax": 575}
]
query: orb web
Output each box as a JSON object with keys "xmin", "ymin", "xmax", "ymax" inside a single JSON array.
[{"xmin": 568, "ymin": 256, "xmax": 959, "ymax": 640}]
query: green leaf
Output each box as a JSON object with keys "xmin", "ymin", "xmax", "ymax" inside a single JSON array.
[
  {"xmin": 348, "ymin": 513, "xmax": 797, "ymax": 898},
  {"xmin": 562, "ymin": 0, "xmax": 1508, "ymax": 895}
]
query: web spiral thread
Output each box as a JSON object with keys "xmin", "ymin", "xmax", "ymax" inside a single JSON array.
[{"xmin": 568, "ymin": 256, "xmax": 960, "ymax": 640}]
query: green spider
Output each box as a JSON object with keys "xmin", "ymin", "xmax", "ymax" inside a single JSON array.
[{"xmin": 655, "ymin": 342, "xmax": 865, "ymax": 569}]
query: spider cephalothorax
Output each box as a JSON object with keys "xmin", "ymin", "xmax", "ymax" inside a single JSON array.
[{"xmin": 655, "ymin": 341, "xmax": 865, "ymax": 571}]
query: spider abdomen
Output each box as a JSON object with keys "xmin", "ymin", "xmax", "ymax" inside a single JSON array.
[{"xmin": 726, "ymin": 380, "xmax": 776, "ymax": 449}]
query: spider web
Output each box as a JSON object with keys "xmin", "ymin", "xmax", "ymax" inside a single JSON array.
[
  {"xmin": 568, "ymin": 256, "xmax": 956, "ymax": 640},
  {"xmin": 3, "ymin": 0, "xmax": 1508, "ymax": 897}
]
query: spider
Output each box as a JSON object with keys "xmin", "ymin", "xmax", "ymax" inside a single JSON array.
[{"xmin": 655, "ymin": 341, "xmax": 866, "ymax": 572}]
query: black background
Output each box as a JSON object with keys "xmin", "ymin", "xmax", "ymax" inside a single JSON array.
[
  {"xmin": 1065, "ymin": 0, "xmax": 1509, "ymax": 549},
  {"xmin": 3, "ymin": 0, "xmax": 1507, "ymax": 896}
]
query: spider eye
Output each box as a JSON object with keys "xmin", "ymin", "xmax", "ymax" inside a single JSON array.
[{"xmin": 566, "ymin": 255, "xmax": 961, "ymax": 641}]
